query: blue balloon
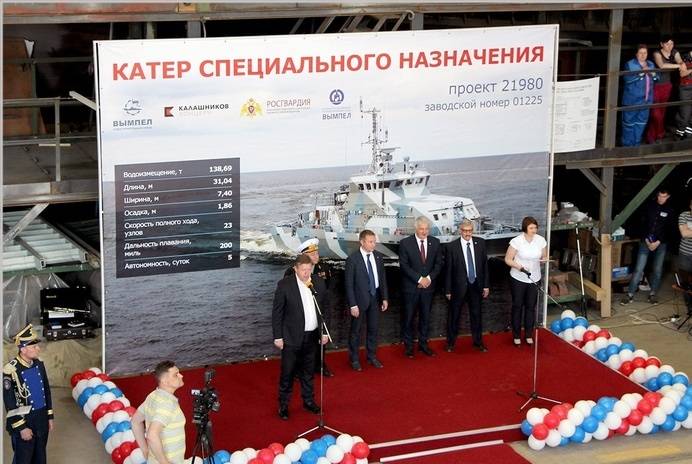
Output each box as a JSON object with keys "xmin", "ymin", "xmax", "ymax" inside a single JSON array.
[
  {"xmin": 570, "ymin": 426, "xmax": 586, "ymax": 443},
  {"xmin": 650, "ymin": 424, "xmax": 660, "ymax": 434},
  {"xmin": 94, "ymin": 384, "xmax": 109, "ymax": 395},
  {"xmin": 661, "ymin": 415, "xmax": 676, "ymax": 432},
  {"xmin": 597, "ymin": 397, "xmax": 616, "ymax": 412},
  {"xmin": 101, "ymin": 422, "xmax": 118, "ymax": 442},
  {"xmin": 657, "ymin": 372, "xmax": 673, "ymax": 387},
  {"xmin": 301, "ymin": 449, "xmax": 318, "ymax": 464},
  {"xmin": 310, "ymin": 439, "xmax": 328, "ymax": 457},
  {"xmin": 582, "ymin": 416, "xmax": 599, "ymax": 433},
  {"xmin": 596, "ymin": 349, "xmax": 609, "ymax": 362},
  {"xmin": 560, "ymin": 317, "xmax": 574, "ymax": 331},
  {"xmin": 520, "ymin": 419, "xmax": 533, "ymax": 437},
  {"xmin": 213, "ymin": 450, "xmax": 231, "ymax": 464},
  {"xmin": 673, "ymin": 374, "xmax": 689, "ymax": 387},
  {"xmin": 620, "ymin": 342, "xmax": 635, "ymax": 352},
  {"xmin": 591, "ymin": 405, "xmax": 607, "ymax": 421},
  {"xmin": 681, "ymin": 395, "xmax": 692, "ymax": 411},
  {"xmin": 606, "ymin": 344, "xmax": 620, "ymax": 357},
  {"xmin": 117, "ymin": 421, "xmax": 131, "ymax": 432},
  {"xmin": 321, "ymin": 434, "xmax": 336, "ymax": 446},
  {"xmin": 550, "ymin": 319, "xmax": 563, "ymax": 334},
  {"xmin": 673, "ymin": 405, "xmax": 689, "ymax": 422},
  {"xmin": 559, "ymin": 436, "xmax": 569, "ymax": 446},
  {"xmin": 646, "ymin": 378, "xmax": 660, "ymax": 391},
  {"xmin": 110, "ymin": 388, "xmax": 124, "ymax": 398},
  {"xmin": 574, "ymin": 317, "xmax": 589, "ymax": 328},
  {"xmin": 78, "ymin": 388, "xmax": 94, "ymax": 408}
]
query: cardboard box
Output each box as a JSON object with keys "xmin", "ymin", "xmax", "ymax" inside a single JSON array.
[{"xmin": 612, "ymin": 266, "xmax": 630, "ymax": 279}]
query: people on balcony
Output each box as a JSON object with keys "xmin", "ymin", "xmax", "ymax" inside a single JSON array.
[{"xmin": 621, "ymin": 44, "xmax": 657, "ymax": 147}]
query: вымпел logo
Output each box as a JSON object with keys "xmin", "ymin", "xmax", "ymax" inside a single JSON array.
[
  {"xmin": 240, "ymin": 98, "xmax": 263, "ymax": 118},
  {"xmin": 322, "ymin": 90, "xmax": 352, "ymax": 121},
  {"xmin": 329, "ymin": 89, "xmax": 345, "ymax": 106},
  {"xmin": 163, "ymin": 103, "xmax": 231, "ymax": 118},
  {"xmin": 112, "ymin": 99, "xmax": 152, "ymax": 130},
  {"xmin": 123, "ymin": 99, "xmax": 142, "ymax": 116}
]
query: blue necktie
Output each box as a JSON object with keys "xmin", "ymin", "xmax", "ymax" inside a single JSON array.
[
  {"xmin": 466, "ymin": 242, "xmax": 476, "ymax": 284},
  {"xmin": 367, "ymin": 254, "xmax": 376, "ymax": 296}
]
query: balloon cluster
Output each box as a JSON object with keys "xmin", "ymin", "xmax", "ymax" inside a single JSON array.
[
  {"xmin": 71, "ymin": 368, "xmax": 145, "ymax": 464},
  {"xmin": 527, "ymin": 310, "xmax": 692, "ymax": 450},
  {"xmin": 214, "ymin": 434, "xmax": 371, "ymax": 464}
]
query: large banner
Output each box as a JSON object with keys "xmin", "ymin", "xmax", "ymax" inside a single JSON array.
[{"xmin": 96, "ymin": 26, "xmax": 558, "ymax": 375}]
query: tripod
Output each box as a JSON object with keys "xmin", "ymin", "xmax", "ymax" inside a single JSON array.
[
  {"xmin": 190, "ymin": 416, "xmax": 215, "ymax": 464},
  {"xmin": 298, "ymin": 291, "xmax": 343, "ymax": 437},
  {"xmin": 516, "ymin": 271, "xmax": 564, "ymax": 411}
]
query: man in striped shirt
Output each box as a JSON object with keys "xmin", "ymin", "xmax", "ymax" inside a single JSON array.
[{"xmin": 132, "ymin": 361, "xmax": 186, "ymax": 464}]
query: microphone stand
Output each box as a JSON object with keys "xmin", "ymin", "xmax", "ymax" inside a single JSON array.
[
  {"xmin": 516, "ymin": 269, "xmax": 563, "ymax": 411},
  {"xmin": 298, "ymin": 285, "xmax": 343, "ymax": 437},
  {"xmin": 575, "ymin": 226, "xmax": 588, "ymax": 318}
]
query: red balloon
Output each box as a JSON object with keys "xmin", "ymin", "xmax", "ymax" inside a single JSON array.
[
  {"xmin": 111, "ymin": 448, "xmax": 124, "ymax": 464},
  {"xmin": 119, "ymin": 441, "xmax": 134, "ymax": 458},
  {"xmin": 550, "ymin": 406, "xmax": 568, "ymax": 421},
  {"xmin": 607, "ymin": 429, "xmax": 615, "ymax": 439},
  {"xmin": 71, "ymin": 373, "xmax": 85, "ymax": 387},
  {"xmin": 615, "ymin": 419, "xmax": 630, "ymax": 435},
  {"xmin": 92, "ymin": 403, "xmax": 110, "ymax": 424},
  {"xmin": 596, "ymin": 329, "xmax": 611, "ymax": 339},
  {"xmin": 637, "ymin": 399, "xmax": 653, "ymax": 415},
  {"xmin": 97, "ymin": 373, "xmax": 111, "ymax": 382},
  {"xmin": 532, "ymin": 423, "xmax": 549, "ymax": 440},
  {"xmin": 268, "ymin": 443, "xmax": 284, "ymax": 455},
  {"xmin": 124, "ymin": 406, "xmax": 137, "ymax": 417},
  {"xmin": 128, "ymin": 440, "xmax": 139, "ymax": 450},
  {"xmin": 108, "ymin": 400, "xmax": 125, "ymax": 413},
  {"xmin": 352, "ymin": 442, "xmax": 370, "ymax": 459},
  {"xmin": 645, "ymin": 357, "xmax": 661, "ymax": 368},
  {"xmin": 627, "ymin": 409, "xmax": 643, "ymax": 426},
  {"xmin": 248, "ymin": 459, "xmax": 263, "ymax": 464},
  {"xmin": 582, "ymin": 330, "xmax": 597, "ymax": 342},
  {"xmin": 543, "ymin": 413, "xmax": 560, "ymax": 429},
  {"xmin": 257, "ymin": 448, "xmax": 274, "ymax": 464},
  {"xmin": 83, "ymin": 371, "xmax": 96, "ymax": 380},
  {"xmin": 619, "ymin": 361, "xmax": 634, "ymax": 376},
  {"xmin": 644, "ymin": 391, "xmax": 662, "ymax": 407},
  {"xmin": 340, "ymin": 452, "xmax": 356, "ymax": 464},
  {"xmin": 631, "ymin": 357, "xmax": 646, "ymax": 369},
  {"xmin": 561, "ymin": 402, "xmax": 574, "ymax": 411}
]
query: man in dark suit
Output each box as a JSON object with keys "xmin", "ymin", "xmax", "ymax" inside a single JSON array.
[
  {"xmin": 273, "ymin": 254, "xmax": 329, "ymax": 420},
  {"xmin": 445, "ymin": 220, "xmax": 490, "ymax": 352},
  {"xmin": 399, "ymin": 216, "xmax": 444, "ymax": 357},
  {"xmin": 345, "ymin": 229, "xmax": 389, "ymax": 371}
]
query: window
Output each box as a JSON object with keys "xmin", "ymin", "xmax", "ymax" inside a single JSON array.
[
  {"xmin": 358, "ymin": 184, "xmax": 364, "ymax": 191},
  {"xmin": 433, "ymin": 214, "xmax": 439, "ymax": 220}
]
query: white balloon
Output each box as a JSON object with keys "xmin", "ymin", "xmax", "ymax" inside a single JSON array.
[
  {"xmin": 75, "ymin": 379, "xmax": 89, "ymax": 397},
  {"xmin": 229, "ymin": 451, "xmax": 248, "ymax": 464},
  {"xmin": 120, "ymin": 397, "xmax": 131, "ymax": 408},
  {"xmin": 72, "ymin": 387, "xmax": 80, "ymax": 401},
  {"xmin": 123, "ymin": 457, "xmax": 133, "ymax": 464},
  {"xmin": 110, "ymin": 431, "xmax": 124, "ymax": 449},
  {"xmin": 593, "ymin": 422, "xmax": 609, "ymax": 440},
  {"xmin": 613, "ymin": 400, "xmax": 631, "ymax": 419},
  {"xmin": 87, "ymin": 377, "xmax": 103, "ymax": 388},
  {"xmin": 83, "ymin": 403, "xmax": 95, "ymax": 418},
  {"xmin": 121, "ymin": 430, "xmax": 135, "ymax": 443},
  {"xmin": 316, "ymin": 458, "xmax": 331, "ymax": 464},
  {"xmin": 283, "ymin": 443, "xmax": 301, "ymax": 462},
  {"xmin": 682, "ymin": 415, "xmax": 692, "ymax": 430},
  {"xmin": 594, "ymin": 336, "xmax": 609, "ymax": 350},
  {"xmin": 650, "ymin": 407, "xmax": 667, "ymax": 425},
  {"xmin": 625, "ymin": 425, "xmax": 637, "ymax": 436},
  {"xmin": 631, "ymin": 367, "xmax": 647, "ymax": 384},
  {"xmin": 103, "ymin": 381, "xmax": 117, "ymax": 389},
  {"xmin": 527, "ymin": 435, "xmax": 545, "ymax": 450},
  {"xmin": 660, "ymin": 365, "xmax": 675, "ymax": 375},
  {"xmin": 87, "ymin": 394, "xmax": 103, "ymax": 410},
  {"xmin": 582, "ymin": 340, "xmax": 596, "ymax": 355},
  {"xmin": 96, "ymin": 412, "xmax": 114, "ymax": 433},
  {"xmin": 632, "ymin": 349, "xmax": 648, "ymax": 359},
  {"xmin": 561, "ymin": 310, "xmax": 576, "ymax": 320},
  {"xmin": 582, "ymin": 432, "xmax": 593, "ymax": 443},
  {"xmin": 665, "ymin": 390, "xmax": 683, "ymax": 405},
  {"xmin": 573, "ymin": 325, "xmax": 587, "ymax": 341},
  {"xmin": 672, "ymin": 383, "xmax": 687, "ymax": 394},
  {"xmin": 242, "ymin": 448, "xmax": 257, "ymax": 459},
  {"xmin": 336, "ymin": 434, "xmax": 354, "ymax": 453},
  {"xmin": 607, "ymin": 354, "xmax": 622, "ymax": 370},
  {"xmin": 546, "ymin": 429, "xmax": 562, "ymax": 447},
  {"xmin": 105, "ymin": 436, "xmax": 116, "ymax": 454},
  {"xmin": 673, "ymin": 421, "xmax": 682, "ymax": 432},
  {"xmin": 112, "ymin": 410, "xmax": 130, "ymax": 422},
  {"xmin": 355, "ymin": 460, "xmax": 368, "ymax": 464},
  {"xmin": 587, "ymin": 324, "xmax": 601, "ymax": 333},
  {"xmin": 605, "ymin": 411, "xmax": 622, "ymax": 430},
  {"xmin": 526, "ymin": 407, "xmax": 545, "ymax": 426},
  {"xmin": 622, "ymin": 394, "xmax": 639, "ymax": 410},
  {"xmin": 659, "ymin": 397, "xmax": 676, "ymax": 415},
  {"xmin": 352, "ymin": 436, "xmax": 364, "ymax": 444},
  {"xmin": 99, "ymin": 392, "xmax": 116, "ymax": 404},
  {"xmin": 575, "ymin": 400, "xmax": 592, "ymax": 417},
  {"xmin": 130, "ymin": 448, "xmax": 146, "ymax": 464},
  {"xmin": 295, "ymin": 438, "xmax": 311, "ymax": 452},
  {"xmin": 637, "ymin": 416, "xmax": 654, "ymax": 434},
  {"xmin": 563, "ymin": 328, "xmax": 575, "ymax": 343},
  {"xmin": 558, "ymin": 419, "xmax": 576, "ymax": 437},
  {"xmin": 644, "ymin": 364, "xmax": 660, "ymax": 380},
  {"xmin": 609, "ymin": 337, "xmax": 622, "ymax": 347},
  {"xmin": 88, "ymin": 367, "xmax": 103, "ymax": 375},
  {"xmin": 659, "ymin": 385, "xmax": 672, "ymax": 395},
  {"xmin": 273, "ymin": 454, "xmax": 291, "ymax": 464},
  {"xmin": 326, "ymin": 444, "xmax": 344, "ymax": 463},
  {"xmin": 567, "ymin": 408, "xmax": 584, "ymax": 426},
  {"xmin": 619, "ymin": 349, "xmax": 634, "ymax": 362}
]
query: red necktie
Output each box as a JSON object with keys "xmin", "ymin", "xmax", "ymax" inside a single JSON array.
[{"xmin": 420, "ymin": 240, "xmax": 426, "ymax": 263}]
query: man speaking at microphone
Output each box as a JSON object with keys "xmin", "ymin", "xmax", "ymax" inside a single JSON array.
[{"xmin": 273, "ymin": 254, "xmax": 329, "ymax": 420}]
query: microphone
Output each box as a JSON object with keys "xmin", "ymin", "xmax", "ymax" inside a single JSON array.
[
  {"xmin": 306, "ymin": 279, "xmax": 318, "ymax": 295},
  {"xmin": 520, "ymin": 268, "xmax": 532, "ymax": 277}
]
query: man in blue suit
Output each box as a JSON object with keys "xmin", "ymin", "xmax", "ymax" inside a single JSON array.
[
  {"xmin": 399, "ymin": 217, "xmax": 444, "ymax": 358},
  {"xmin": 345, "ymin": 229, "xmax": 389, "ymax": 371}
]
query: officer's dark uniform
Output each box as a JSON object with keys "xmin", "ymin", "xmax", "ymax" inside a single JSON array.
[
  {"xmin": 284, "ymin": 239, "xmax": 333, "ymax": 377},
  {"xmin": 3, "ymin": 324, "xmax": 53, "ymax": 464}
]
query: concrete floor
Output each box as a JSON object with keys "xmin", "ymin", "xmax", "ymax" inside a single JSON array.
[{"xmin": 4, "ymin": 282, "xmax": 692, "ymax": 464}]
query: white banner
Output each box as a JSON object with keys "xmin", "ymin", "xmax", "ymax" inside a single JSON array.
[
  {"xmin": 554, "ymin": 77, "xmax": 600, "ymax": 153},
  {"xmin": 96, "ymin": 26, "xmax": 558, "ymax": 374}
]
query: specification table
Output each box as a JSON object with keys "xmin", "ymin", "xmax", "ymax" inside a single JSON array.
[{"xmin": 114, "ymin": 158, "xmax": 239, "ymax": 278}]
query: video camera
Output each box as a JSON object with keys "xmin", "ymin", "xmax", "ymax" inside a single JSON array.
[{"xmin": 191, "ymin": 367, "xmax": 220, "ymax": 425}]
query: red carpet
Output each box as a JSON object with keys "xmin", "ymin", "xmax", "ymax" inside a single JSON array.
[
  {"xmin": 380, "ymin": 443, "xmax": 530, "ymax": 464},
  {"xmin": 115, "ymin": 329, "xmax": 645, "ymax": 458}
]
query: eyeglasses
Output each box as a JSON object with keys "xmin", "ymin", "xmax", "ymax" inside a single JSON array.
[{"xmin": 460, "ymin": 229, "xmax": 473, "ymax": 233}]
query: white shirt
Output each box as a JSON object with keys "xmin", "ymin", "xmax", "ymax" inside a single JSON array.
[
  {"xmin": 460, "ymin": 237, "xmax": 476, "ymax": 277},
  {"xmin": 295, "ymin": 275, "xmax": 318, "ymax": 331},
  {"xmin": 359, "ymin": 248, "xmax": 379, "ymax": 288},
  {"xmin": 509, "ymin": 233, "xmax": 547, "ymax": 283}
]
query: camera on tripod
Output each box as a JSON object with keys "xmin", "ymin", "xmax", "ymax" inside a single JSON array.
[{"xmin": 191, "ymin": 367, "xmax": 220, "ymax": 424}]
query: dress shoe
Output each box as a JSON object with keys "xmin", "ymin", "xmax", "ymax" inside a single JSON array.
[
  {"xmin": 419, "ymin": 345, "xmax": 435, "ymax": 357},
  {"xmin": 303, "ymin": 402, "xmax": 321, "ymax": 414},
  {"xmin": 525, "ymin": 337, "xmax": 534, "ymax": 345},
  {"xmin": 474, "ymin": 343, "xmax": 489, "ymax": 352},
  {"xmin": 445, "ymin": 344, "xmax": 454, "ymax": 353},
  {"xmin": 367, "ymin": 358, "xmax": 384, "ymax": 368},
  {"xmin": 513, "ymin": 338, "xmax": 521, "ymax": 347},
  {"xmin": 351, "ymin": 361, "xmax": 362, "ymax": 372},
  {"xmin": 321, "ymin": 365, "xmax": 334, "ymax": 377},
  {"xmin": 404, "ymin": 347, "xmax": 414, "ymax": 358},
  {"xmin": 278, "ymin": 405, "xmax": 289, "ymax": 420}
]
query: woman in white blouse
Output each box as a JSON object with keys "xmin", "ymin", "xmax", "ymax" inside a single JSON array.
[{"xmin": 504, "ymin": 217, "xmax": 548, "ymax": 347}]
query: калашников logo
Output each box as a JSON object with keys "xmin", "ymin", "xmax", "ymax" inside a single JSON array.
[{"xmin": 163, "ymin": 103, "xmax": 231, "ymax": 118}]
